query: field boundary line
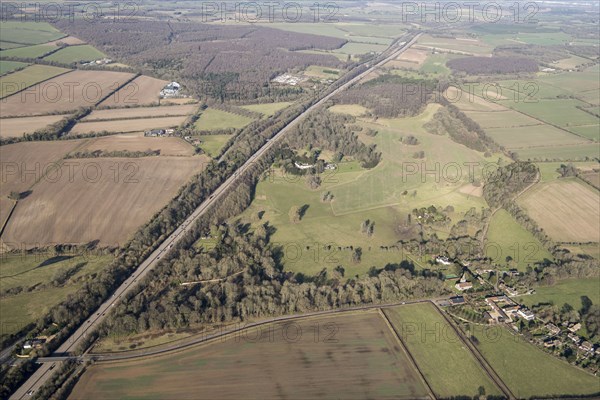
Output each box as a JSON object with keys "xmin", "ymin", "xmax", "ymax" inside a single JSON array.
[
  {"xmin": 378, "ymin": 308, "xmax": 437, "ymax": 400},
  {"xmin": 431, "ymin": 302, "xmax": 516, "ymax": 400},
  {"xmin": 0, "ymin": 200, "xmax": 18, "ymax": 240},
  {"xmin": 0, "ymin": 67, "xmax": 73, "ymax": 101}
]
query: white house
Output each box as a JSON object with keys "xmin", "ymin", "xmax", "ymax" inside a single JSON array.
[{"xmin": 517, "ymin": 308, "xmax": 535, "ymax": 321}]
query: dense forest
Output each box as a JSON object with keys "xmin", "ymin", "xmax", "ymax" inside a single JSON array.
[
  {"xmin": 281, "ymin": 110, "xmax": 381, "ymax": 169},
  {"xmin": 447, "ymin": 56, "xmax": 538, "ymax": 74},
  {"xmin": 424, "ymin": 101, "xmax": 499, "ymax": 153},
  {"xmin": 56, "ymin": 20, "xmax": 346, "ymax": 100},
  {"xmin": 335, "ymin": 74, "xmax": 437, "ymax": 118}
]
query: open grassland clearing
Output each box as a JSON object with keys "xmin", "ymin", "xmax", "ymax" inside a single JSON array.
[
  {"xmin": 303, "ymin": 65, "xmax": 340, "ymax": 79},
  {"xmin": 470, "ymin": 325, "xmax": 599, "ymax": 398},
  {"xmin": 0, "ymin": 253, "xmax": 113, "ymax": 338},
  {"xmin": 567, "ymin": 125, "xmax": 600, "ymax": 141},
  {"xmin": 519, "ymin": 278, "xmax": 600, "ymax": 309},
  {"xmin": 0, "ymin": 114, "xmax": 71, "ymax": 138},
  {"xmin": 0, "ymin": 140, "xmax": 85, "ymax": 197},
  {"xmin": 194, "ymin": 107, "xmax": 254, "ymax": 131},
  {"xmin": 518, "ymin": 178, "xmax": 600, "ymax": 243},
  {"xmin": 0, "ymin": 60, "xmax": 28, "ymax": 75},
  {"xmin": 416, "ymin": 35, "xmax": 493, "ymax": 55},
  {"xmin": 71, "ymin": 115, "xmax": 189, "ymax": 134},
  {"xmin": 553, "ymin": 55, "xmax": 592, "ymax": 70},
  {"xmin": 1, "ymin": 70, "xmax": 136, "ymax": 116},
  {"xmin": 197, "ymin": 134, "xmax": 231, "ymax": 158},
  {"xmin": 98, "ymin": 75, "xmax": 168, "ymax": 107},
  {"xmin": 2, "ymin": 156, "xmax": 209, "ymax": 247},
  {"xmin": 485, "ymin": 210, "xmax": 552, "ymax": 271},
  {"xmin": 236, "ymin": 104, "xmax": 492, "ymax": 276},
  {"xmin": 328, "ymin": 103, "xmax": 370, "ymax": 116},
  {"xmin": 239, "ymin": 101, "xmax": 292, "ymax": 116},
  {"xmin": 0, "ymin": 21, "xmax": 64, "ymax": 45},
  {"xmin": 43, "ymin": 44, "xmax": 106, "ymax": 64},
  {"xmin": 0, "ymin": 44, "xmax": 55, "ymax": 59},
  {"xmin": 384, "ymin": 303, "xmax": 501, "ymax": 398},
  {"xmin": 333, "ymin": 42, "xmax": 389, "ymax": 56},
  {"xmin": 386, "ymin": 47, "xmax": 429, "ymax": 70},
  {"xmin": 80, "ymin": 133, "xmax": 197, "ymax": 156},
  {"xmin": 535, "ymin": 161, "xmax": 599, "ymax": 183},
  {"xmin": 44, "ymin": 36, "xmax": 86, "ymax": 46},
  {"xmin": 83, "ymin": 104, "xmax": 198, "ymax": 121},
  {"xmin": 69, "ymin": 311, "xmax": 430, "ymax": 400},
  {"xmin": 418, "ymin": 53, "xmax": 459, "ymax": 76},
  {"xmin": 0, "ymin": 64, "xmax": 70, "ymax": 98}
]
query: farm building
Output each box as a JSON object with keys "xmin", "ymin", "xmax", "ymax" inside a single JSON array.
[
  {"xmin": 455, "ymin": 282, "xmax": 473, "ymax": 291},
  {"xmin": 517, "ymin": 308, "xmax": 535, "ymax": 321}
]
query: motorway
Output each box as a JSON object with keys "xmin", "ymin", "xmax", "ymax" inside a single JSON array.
[{"xmin": 10, "ymin": 33, "xmax": 420, "ymax": 399}]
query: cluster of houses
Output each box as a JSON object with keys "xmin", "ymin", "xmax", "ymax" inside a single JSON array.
[
  {"xmin": 272, "ymin": 73, "xmax": 306, "ymax": 86},
  {"xmin": 144, "ymin": 128, "xmax": 175, "ymax": 137},
  {"xmin": 484, "ymin": 295, "xmax": 535, "ymax": 324},
  {"xmin": 80, "ymin": 57, "xmax": 113, "ymax": 66},
  {"xmin": 160, "ymin": 81, "xmax": 182, "ymax": 98},
  {"xmin": 541, "ymin": 321, "xmax": 599, "ymax": 358}
]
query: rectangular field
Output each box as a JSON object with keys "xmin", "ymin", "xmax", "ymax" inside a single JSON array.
[
  {"xmin": 81, "ymin": 133, "xmax": 196, "ymax": 156},
  {"xmin": 0, "ymin": 253, "xmax": 112, "ymax": 338},
  {"xmin": 518, "ymin": 179, "xmax": 600, "ymax": 242},
  {"xmin": 0, "ymin": 64, "xmax": 70, "ymax": 98},
  {"xmin": 1, "ymin": 70, "xmax": 135, "ymax": 116},
  {"xmin": 2, "ymin": 156, "xmax": 209, "ymax": 247},
  {"xmin": 485, "ymin": 210, "xmax": 553, "ymax": 271},
  {"xmin": 463, "ymin": 110, "xmax": 541, "ymax": 129},
  {"xmin": 484, "ymin": 125, "xmax": 585, "ymax": 150},
  {"xmin": 471, "ymin": 326, "xmax": 599, "ymax": 398},
  {"xmin": 0, "ymin": 114, "xmax": 70, "ymax": 138},
  {"xmin": 519, "ymin": 278, "xmax": 600, "ymax": 309},
  {"xmin": 0, "ymin": 140, "xmax": 84, "ymax": 198},
  {"xmin": 239, "ymin": 102, "xmax": 292, "ymax": 116},
  {"xmin": 0, "ymin": 60, "xmax": 28, "ymax": 75},
  {"xmin": 98, "ymin": 75, "xmax": 168, "ymax": 107},
  {"xmin": 82, "ymin": 105, "xmax": 198, "ymax": 121},
  {"xmin": 384, "ymin": 303, "xmax": 501, "ymax": 398},
  {"xmin": 197, "ymin": 134, "xmax": 232, "ymax": 157},
  {"xmin": 71, "ymin": 116, "xmax": 188, "ymax": 134},
  {"xmin": 43, "ymin": 44, "xmax": 106, "ymax": 64},
  {"xmin": 515, "ymin": 143, "xmax": 600, "ymax": 161},
  {"xmin": 0, "ymin": 44, "xmax": 55, "ymax": 59},
  {"xmin": 68, "ymin": 311, "xmax": 431, "ymax": 400},
  {"xmin": 194, "ymin": 108, "xmax": 254, "ymax": 131},
  {"xmin": 0, "ymin": 21, "xmax": 64, "ymax": 45}
]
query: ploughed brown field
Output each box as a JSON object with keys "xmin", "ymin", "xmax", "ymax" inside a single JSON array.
[
  {"xmin": 0, "ymin": 114, "xmax": 71, "ymax": 138},
  {"xmin": 0, "ymin": 70, "xmax": 135, "ymax": 117},
  {"xmin": 82, "ymin": 104, "xmax": 198, "ymax": 121},
  {"xmin": 2, "ymin": 155, "xmax": 209, "ymax": 247},
  {"xmin": 80, "ymin": 133, "xmax": 197, "ymax": 156},
  {"xmin": 70, "ymin": 116, "xmax": 189, "ymax": 135},
  {"xmin": 0, "ymin": 140, "xmax": 85, "ymax": 197},
  {"xmin": 98, "ymin": 75, "xmax": 168, "ymax": 107},
  {"xmin": 68, "ymin": 311, "xmax": 430, "ymax": 400},
  {"xmin": 518, "ymin": 179, "xmax": 600, "ymax": 242}
]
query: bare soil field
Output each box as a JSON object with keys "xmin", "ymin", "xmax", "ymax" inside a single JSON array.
[
  {"xmin": 518, "ymin": 179, "xmax": 600, "ymax": 242},
  {"xmin": 0, "ymin": 140, "xmax": 85, "ymax": 197},
  {"xmin": 459, "ymin": 183, "xmax": 483, "ymax": 197},
  {"xmin": 161, "ymin": 98, "xmax": 198, "ymax": 105},
  {"xmin": 83, "ymin": 105, "xmax": 198, "ymax": 121},
  {"xmin": 2, "ymin": 156, "xmax": 209, "ymax": 247},
  {"xmin": 70, "ymin": 116, "xmax": 188, "ymax": 134},
  {"xmin": 387, "ymin": 48, "xmax": 429, "ymax": 69},
  {"xmin": 0, "ymin": 114, "xmax": 70, "ymax": 138},
  {"xmin": 68, "ymin": 311, "xmax": 430, "ymax": 400},
  {"xmin": 99, "ymin": 75, "xmax": 168, "ymax": 107},
  {"xmin": 81, "ymin": 133, "xmax": 196, "ymax": 156},
  {"xmin": 1, "ymin": 70, "xmax": 135, "ymax": 117}
]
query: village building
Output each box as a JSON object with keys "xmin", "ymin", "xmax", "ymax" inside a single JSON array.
[
  {"xmin": 568, "ymin": 323, "xmax": 582, "ymax": 333},
  {"xmin": 455, "ymin": 281, "xmax": 473, "ymax": 291},
  {"xmin": 435, "ymin": 256, "xmax": 452, "ymax": 265},
  {"xmin": 545, "ymin": 323, "xmax": 561, "ymax": 336},
  {"xmin": 517, "ymin": 308, "xmax": 535, "ymax": 321}
]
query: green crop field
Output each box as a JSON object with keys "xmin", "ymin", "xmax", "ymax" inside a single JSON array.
[
  {"xmin": 304, "ymin": 65, "xmax": 340, "ymax": 79},
  {"xmin": 0, "ymin": 60, "xmax": 28, "ymax": 76},
  {"xmin": 0, "ymin": 44, "xmax": 55, "ymax": 59},
  {"xmin": 485, "ymin": 209, "xmax": 553, "ymax": 271},
  {"xmin": 44, "ymin": 44, "xmax": 106, "ymax": 64},
  {"xmin": 0, "ymin": 21, "xmax": 64, "ymax": 45},
  {"xmin": 470, "ymin": 326, "xmax": 600, "ymax": 398},
  {"xmin": 484, "ymin": 125, "xmax": 584, "ymax": 150},
  {"xmin": 0, "ymin": 253, "xmax": 112, "ymax": 338},
  {"xmin": 240, "ymin": 101, "xmax": 293, "ymax": 116},
  {"xmin": 0, "ymin": 64, "xmax": 71, "ymax": 98},
  {"xmin": 384, "ymin": 303, "xmax": 502, "ymax": 398},
  {"xmin": 515, "ymin": 143, "xmax": 600, "ymax": 161},
  {"xmin": 519, "ymin": 278, "xmax": 600, "ymax": 309},
  {"xmin": 194, "ymin": 108, "xmax": 254, "ymax": 131},
  {"xmin": 499, "ymin": 99, "xmax": 599, "ymax": 129},
  {"xmin": 197, "ymin": 134, "xmax": 232, "ymax": 157}
]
